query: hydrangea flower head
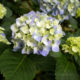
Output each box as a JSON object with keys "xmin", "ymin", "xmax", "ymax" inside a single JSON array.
[
  {"xmin": 0, "ymin": 27, "xmax": 10, "ymax": 44},
  {"xmin": 39, "ymin": 0, "xmax": 80, "ymax": 21},
  {"xmin": 11, "ymin": 11, "xmax": 64, "ymax": 56},
  {"xmin": 0, "ymin": 3, "xmax": 6, "ymax": 19},
  {"xmin": 62, "ymin": 37, "xmax": 80, "ymax": 56}
]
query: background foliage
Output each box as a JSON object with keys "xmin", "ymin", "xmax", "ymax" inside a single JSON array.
[{"xmin": 0, "ymin": 0, "xmax": 80, "ymax": 80}]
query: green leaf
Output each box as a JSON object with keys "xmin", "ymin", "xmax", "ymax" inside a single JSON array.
[
  {"xmin": 0, "ymin": 49, "xmax": 36, "ymax": 80},
  {"xmin": 29, "ymin": 54, "xmax": 55, "ymax": 72},
  {"xmin": 74, "ymin": 54, "xmax": 80, "ymax": 66},
  {"xmin": 69, "ymin": 16, "xmax": 78, "ymax": 29},
  {"xmin": 49, "ymin": 51, "xmax": 62, "ymax": 58},
  {"xmin": 0, "ymin": 42, "xmax": 8, "ymax": 55},
  {"xmin": 55, "ymin": 55, "xmax": 79, "ymax": 80},
  {"xmin": 1, "ymin": 17, "xmax": 15, "ymax": 40},
  {"xmin": 5, "ymin": 7, "xmax": 13, "ymax": 18},
  {"xmin": 1, "ymin": 17, "xmax": 15, "ymax": 32}
]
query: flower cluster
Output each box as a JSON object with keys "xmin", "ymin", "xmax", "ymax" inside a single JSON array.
[
  {"xmin": 62, "ymin": 37, "xmax": 80, "ymax": 56},
  {"xmin": 39, "ymin": 0, "xmax": 80, "ymax": 21},
  {"xmin": 0, "ymin": 27, "xmax": 10, "ymax": 44},
  {"xmin": 11, "ymin": 11, "xmax": 64, "ymax": 56},
  {"xmin": 0, "ymin": 3, "xmax": 6, "ymax": 19}
]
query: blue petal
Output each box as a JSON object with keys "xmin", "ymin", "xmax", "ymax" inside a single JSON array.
[
  {"xmin": 16, "ymin": 19, "xmax": 21, "ymax": 26},
  {"xmin": 53, "ymin": 25, "xmax": 57, "ymax": 30},
  {"xmin": 22, "ymin": 48, "xmax": 27, "ymax": 54},
  {"xmin": 33, "ymin": 47, "xmax": 38, "ymax": 54},
  {"xmin": 53, "ymin": 0, "xmax": 60, "ymax": 5},
  {"xmin": 13, "ymin": 46, "xmax": 20, "ymax": 52},
  {"xmin": 64, "ymin": 16, "xmax": 69, "ymax": 20},
  {"xmin": 52, "ymin": 9, "xmax": 58, "ymax": 16},
  {"xmin": 34, "ymin": 36, "xmax": 41, "ymax": 42},
  {"xmin": 40, "ymin": 47, "xmax": 50, "ymax": 56},
  {"xmin": 40, "ymin": 7, "xmax": 48, "ymax": 13},
  {"xmin": 55, "ymin": 40, "xmax": 61, "ymax": 45},
  {"xmin": 13, "ymin": 41, "xmax": 24, "ymax": 52},
  {"xmin": 2, "ymin": 33, "xmax": 5, "ymax": 37},
  {"xmin": 32, "ymin": 33, "xmax": 42, "ymax": 42},
  {"xmin": 60, "ymin": 10, "xmax": 64, "ymax": 15},
  {"xmin": 55, "ymin": 28, "xmax": 62, "ymax": 34},
  {"xmin": 28, "ymin": 11, "xmax": 35, "ymax": 15},
  {"xmin": 40, "ymin": 50, "xmax": 49, "ymax": 56},
  {"xmin": 52, "ymin": 44, "xmax": 59, "ymax": 52},
  {"xmin": 12, "ymin": 32, "xmax": 15, "ymax": 38}
]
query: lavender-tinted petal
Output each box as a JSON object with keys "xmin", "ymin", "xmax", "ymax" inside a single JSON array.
[
  {"xmin": 12, "ymin": 32, "xmax": 15, "ymax": 38},
  {"xmin": 64, "ymin": 16, "xmax": 69, "ymax": 20},
  {"xmin": 55, "ymin": 28, "xmax": 62, "ymax": 34},
  {"xmin": 35, "ymin": 36, "xmax": 42, "ymax": 42},
  {"xmin": 32, "ymin": 33, "xmax": 42, "ymax": 42},
  {"xmin": 54, "ymin": 40, "xmax": 61, "ymax": 45},
  {"xmin": 28, "ymin": 11, "xmax": 35, "ymax": 16},
  {"xmin": 60, "ymin": 10, "xmax": 64, "ymax": 15},
  {"xmin": 52, "ymin": 9, "xmax": 58, "ymax": 16},
  {"xmin": 53, "ymin": 0, "xmax": 60, "ymax": 5},
  {"xmin": 22, "ymin": 48, "xmax": 27, "ymax": 54},
  {"xmin": 2, "ymin": 33, "xmax": 5, "ymax": 37},
  {"xmin": 44, "ymin": 40, "xmax": 51, "ymax": 46},
  {"xmin": 13, "ymin": 46, "xmax": 20, "ymax": 52},
  {"xmin": 40, "ymin": 46, "xmax": 50, "ymax": 56},
  {"xmin": 33, "ymin": 47, "xmax": 38, "ymax": 54},
  {"xmin": 53, "ymin": 25, "xmax": 57, "ymax": 30},
  {"xmin": 40, "ymin": 7, "xmax": 47, "ymax": 13},
  {"xmin": 40, "ymin": 49, "xmax": 49, "ymax": 56},
  {"xmin": 52, "ymin": 44, "xmax": 59, "ymax": 52},
  {"xmin": 16, "ymin": 19, "xmax": 21, "ymax": 26}
]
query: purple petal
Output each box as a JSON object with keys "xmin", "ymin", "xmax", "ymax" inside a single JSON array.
[
  {"xmin": 41, "ymin": 35, "xmax": 51, "ymax": 46},
  {"xmin": 12, "ymin": 32, "xmax": 15, "ymax": 38},
  {"xmin": 34, "ymin": 36, "xmax": 42, "ymax": 42},
  {"xmin": 60, "ymin": 10, "xmax": 64, "ymax": 15},
  {"xmin": 52, "ymin": 44, "xmax": 59, "ymax": 52},
  {"xmin": 2, "ymin": 33, "xmax": 5, "ymax": 37},
  {"xmin": 64, "ymin": 16, "xmax": 69, "ymax": 20},
  {"xmin": 54, "ymin": 40, "xmax": 61, "ymax": 45},
  {"xmin": 28, "ymin": 11, "xmax": 35, "ymax": 16},
  {"xmin": 40, "ymin": 47, "xmax": 50, "ymax": 56},
  {"xmin": 52, "ymin": 9, "xmax": 58, "ymax": 16},
  {"xmin": 33, "ymin": 47, "xmax": 38, "ymax": 54},
  {"xmin": 55, "ymin": 28, "xmax": 62, "ymax": 34},
  {"xmin": 13, "ymin": 46, "xmax": 20, "ymax": 52},
  {"xmin": 22, "ymin": 48, "xmax": 27, "ymax": 54},
  {"xmin": 16, "ymin": 19, "xmax": 21, "ymax": 26},
  {"xmin": 53, "ymin": 0, "xmax": 60, "ymax": 5},
  {"xmin": 32, "ymin": 33, "xmax": 42, "ymax": 42},
  {"xmin": 40, "ymin": 7, "xmax": 48, "ymax": 13},
  {"xmin": 53, "ymin": 25, "xmax": 57, "ymax": 30},
  {"xmin": 22, "ymin": 48, "xmax": 30, "ymax": 54}
]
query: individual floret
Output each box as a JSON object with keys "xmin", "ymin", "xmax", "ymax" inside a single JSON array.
[{"xmin": 0, "ymin": 27, "xmax": 10, "ymax": 44}]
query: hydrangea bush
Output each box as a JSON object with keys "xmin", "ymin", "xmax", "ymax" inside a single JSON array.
[
  {"xmin": 0, "ymin": 0, "xmax": 80, "ymax": 80},
  {"xmin": 39, "ymin": 0, "xmax": 80, "ymax": 21}
]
